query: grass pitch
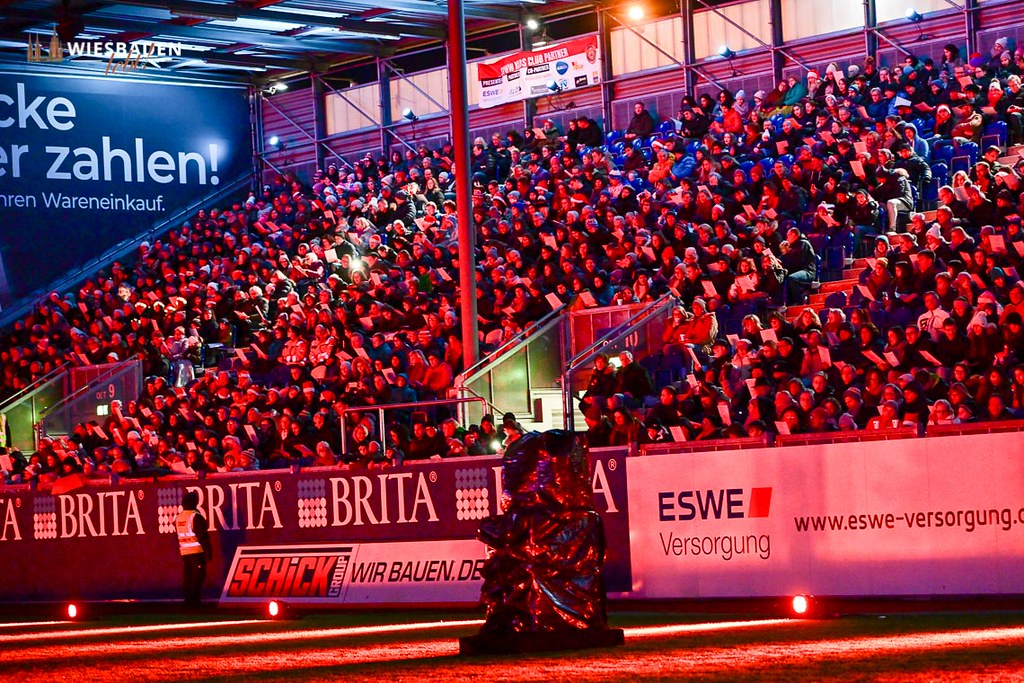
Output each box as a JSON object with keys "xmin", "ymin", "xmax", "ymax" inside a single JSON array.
[{"xmin": 1, "ymin": 609, "xmax": 1024, "ymax": 681}]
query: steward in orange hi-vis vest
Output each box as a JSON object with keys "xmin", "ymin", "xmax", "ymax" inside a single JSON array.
[
  {"xmin": 176, "ymin": 490, "xmax": 212, "ymax": 606},
  {"xmin": 176, "ymin": 509, "xmax": 204, "ymax": 555}
]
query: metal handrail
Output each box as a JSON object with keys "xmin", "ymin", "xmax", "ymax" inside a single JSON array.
[
  {"xmin": 925, "ymin": 419, "xmax": 1024, "ymax": 437},
  {"xmin": 561, "ymin": 292, "xmax": 679, "ymax": 431},
  {"xmin": 456, "ymin": 303, "xmax": 567, "ymax": 387},
  {"xmin": 452, "ymin": 385, "xmax": 506, "ymax": 428},
  {"xmin": 0, "ymin": 173, "xmax": 252, "ymax": 330},
  {"xmin": 40, "ymin": 360, "xmax": 137, "ymax": 419},
  {"xmin": 565, "ymin": 291, "xmax": 678, "ymax": 374},
  {"xmin": 0, "ymin": 362, "xmax": 67, "ymax": 413},
  {"xmin": 338, "ymin": 395, "xmax": 488, "ymax": 455}
]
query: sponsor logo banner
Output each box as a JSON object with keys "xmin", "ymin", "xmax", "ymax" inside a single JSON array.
[
  {"xmin": 0, "ymin": 72, "xmax": 250, "ymax": 304},
  {"xmin": 0, "ymin": 452, "xmax": 631, "ymax": 602},
  {"xmin": 627, "ymin": 433, "xmax": 1024, "ymax": 598},
  {"xmin": 220, "ymin": 540, "xmax": 486, "ymax": 604},
  {"xmin": 473, "ymin": 36, "xmax": 600, "ymax": 109}
]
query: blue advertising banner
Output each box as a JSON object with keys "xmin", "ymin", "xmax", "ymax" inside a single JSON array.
[
  {"xmin": 0, "ymin": 72, "xmax": 251, "ymax": 302},
  {"xmin": 0, "ymin": 452, "xmax": 630, "ymax": 604}
]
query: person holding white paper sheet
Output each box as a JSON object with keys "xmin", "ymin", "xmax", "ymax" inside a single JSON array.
[
  {"xmin": 799, "ymin": 331, "xmax": 831, "ymax": 377},
  {"xmin": 645, "ymin": 386, "xmax": 688, "ymax": 430},
  {"xmin": 678, "ymin": 298, "xmax": 719, "ymax": 360},
  {"xmin": 903, "ymin": 324, "xmax": 937, "ymax": 369},
  {"xmin": 862, "ymin": 257, "xmax": 892, "ymax": 301}
]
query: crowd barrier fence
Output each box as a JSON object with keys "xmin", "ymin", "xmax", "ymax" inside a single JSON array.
[{"xmin": 1, "ymin": 428, "xmax": 1021, "ymax": 604}]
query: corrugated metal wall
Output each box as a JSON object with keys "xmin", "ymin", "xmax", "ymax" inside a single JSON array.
[
  {"xmin": 262, "ymin": 87, "xmax": 317, "ymax": 173},
  {"xmin": 260, "ymin": 0, "xmax": 1023, "ymax": 168}
]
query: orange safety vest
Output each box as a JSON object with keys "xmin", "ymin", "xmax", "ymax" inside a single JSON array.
[{"xmin": 175, "ymin": 510, "xmax": 204, "ymax": 556}]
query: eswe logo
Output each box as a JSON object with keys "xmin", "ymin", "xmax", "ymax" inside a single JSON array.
[{"xmin": 657, "ymin": 487, "xmax": 772, "ymax": 522}]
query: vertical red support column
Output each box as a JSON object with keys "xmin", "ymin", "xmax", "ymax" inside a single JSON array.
[{"xmin": 448, "ymin": 0, "xmax": 480, "ymax": 369}]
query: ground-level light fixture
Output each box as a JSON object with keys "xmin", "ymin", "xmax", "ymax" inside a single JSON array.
[
  {"xmin": 791, "ymin": 594, "xmax": 813, "ymax": 617},
  {"xmin": 63, "ymin": 602, "xmax": 93, "ymax": 621},
  {"xmin": 266, "ymin": 600, "xmax": 293, "ymax": 620}
]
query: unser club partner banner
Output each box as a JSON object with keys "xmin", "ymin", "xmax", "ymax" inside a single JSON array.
[{"xmin": 474, "ymin": 36, "xmax": 601, "ymax": 109}]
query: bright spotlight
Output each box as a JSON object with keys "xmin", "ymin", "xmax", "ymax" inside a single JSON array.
[
  {"xmin": 63, "ymin": 602, "xmax": 91, "ymax": 621},
  {"xmin": 791, "ymin": 594, "xmax": 811, "ymax": 616},
  {"xmin": 268, "ymin": 135, "xmax": 280, "ymax": 147},
  {"xmin": 546, "ymin": 80, "xmax": 562, "ymax": 93},
  {"xmin": 718, "ymin": 45, "xmax": 736, "ymax": 59},
  {"xmin": 350, "ymin": 257, "xmax": 362, "ymax": 270},
  {"xmin": 268, "ymin": 600, "xmax": 281, "ymax": 618},
  {"xmin": 525, "ymin": 17, "xmax": 540, "ymax": 31},
  {"xmin": 627, "ymin": 5, "xmax": 645, "ymax": 21},
  {"xmin": 272, "ymin": 81, "xmax": 288, "ymax": 92},
  {"xmin": 906, "ymin": 8, "xmax": 923, "ymax": 22},
  {"xmin": 402, "ymin": 108, "xmax": 419, "ymax": 122}
]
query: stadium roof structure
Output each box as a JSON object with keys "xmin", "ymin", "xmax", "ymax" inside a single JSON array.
[{"xmin": 0, "ymin": 0, "xmax": 568, "ymax": 82}]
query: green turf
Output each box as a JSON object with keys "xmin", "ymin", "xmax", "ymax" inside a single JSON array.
[{"xmin": 3, "ymin": 610, "xmax": 1024, "ymax": 682}]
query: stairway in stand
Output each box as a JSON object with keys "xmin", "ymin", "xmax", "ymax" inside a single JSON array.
[{"xmin": 785, "ymin": 258, "xmax": 867, "ymax": 321}]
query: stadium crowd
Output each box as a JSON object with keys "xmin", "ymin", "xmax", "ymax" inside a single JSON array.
[{"xmin": 4, "ymin": 37, "xmax": 1024, "ymax": 483}]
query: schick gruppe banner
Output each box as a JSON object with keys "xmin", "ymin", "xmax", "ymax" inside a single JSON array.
[{"xmin": 0, "ymin": 71, "xmax": 251, "ymax": 303}]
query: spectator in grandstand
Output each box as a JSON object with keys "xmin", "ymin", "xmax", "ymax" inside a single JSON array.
[
  {"xmin": 614, "ymin": 351, "xmax": 654, "ymax": 405},
  {"xmin": 780, "ymin": 227, "xmax": 817, "ymax": 303},
  {"xmin": 9, "ymin": 35, "xmax": 1024, "ymax": 469},
  {"xmin": 624, "ymin": 102, "xmax": 656, "ymax": 140},
  {"xmin": 575, "ymin": 117, "xmax": 604, "ymax": 149}
]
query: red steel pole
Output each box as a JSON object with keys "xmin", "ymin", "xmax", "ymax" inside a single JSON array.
[{"xmin": 447, "ymin": 0, "xmax": 480, "ymax": 369}]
